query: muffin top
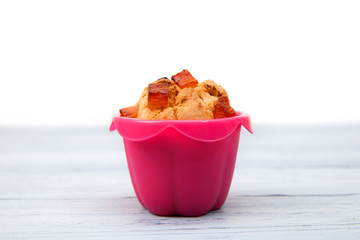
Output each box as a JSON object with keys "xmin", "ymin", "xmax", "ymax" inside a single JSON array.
[{"xmin": 120, "ymin": 69, "xmax": 235, "ymax": 120}]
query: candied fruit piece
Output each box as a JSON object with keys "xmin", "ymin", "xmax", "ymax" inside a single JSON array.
[
  {"xmin": 120, "ymin": 105, "xmax": 138, "ymax": 118},
  {"xmin": 171, "ymin": 69, "xmax": 198, "ymax": 89},
  {"xmin": 148, "ymin": 81, "xmax": 169, "ymax": 109},
  {"xmin": 213, "ymin": 96, "xmax": 235, "ymax": 118}
]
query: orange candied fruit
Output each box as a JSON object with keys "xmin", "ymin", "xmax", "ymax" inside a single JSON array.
[
  {"xmin": 171, "ymin": 69, "xmax": 198, "ymax": 89},
  {"xmin": 213, "ymin": 96, "xmax": 235, "ymax": 119},
  {"xmin": 148, "ymin": 81, "xmax": 169, "ymax": 109},
  {"xmin": 120, "ymin": 105, "xmax": 138, "ymax": 118}
]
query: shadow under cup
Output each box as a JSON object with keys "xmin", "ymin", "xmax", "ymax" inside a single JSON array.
[{"xmin": 110, "ymin": 111, "xmax": 252, "ymax": 216}]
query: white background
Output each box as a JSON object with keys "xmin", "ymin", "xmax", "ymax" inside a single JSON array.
[{"xmin": 0, "ymin": 0, "xmax": 359, "ymax": 126}]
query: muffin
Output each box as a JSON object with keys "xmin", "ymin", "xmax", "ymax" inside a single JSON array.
[{"xmin": 110, "ymin": 70, "xmax": 252, "ymax": 216}]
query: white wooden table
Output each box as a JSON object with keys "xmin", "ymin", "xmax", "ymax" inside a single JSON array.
[{"xmin": 1, "ymin": 124, "xmax": 360, "ymax": 239}]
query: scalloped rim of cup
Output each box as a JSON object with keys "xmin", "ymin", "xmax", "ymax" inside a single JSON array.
[{"xmin": 110, "ymin": 111, "xmax": 252, "ymax": 142}]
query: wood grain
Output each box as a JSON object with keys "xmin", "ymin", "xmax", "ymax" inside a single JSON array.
[{"xmin": 0, "ymin": 124, "xmax": 359, "ymax": 239}]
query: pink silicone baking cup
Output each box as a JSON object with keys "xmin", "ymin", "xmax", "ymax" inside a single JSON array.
[{"xmin": 110, "ymin": 111, "xmax": 252, "ymax": 216}]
